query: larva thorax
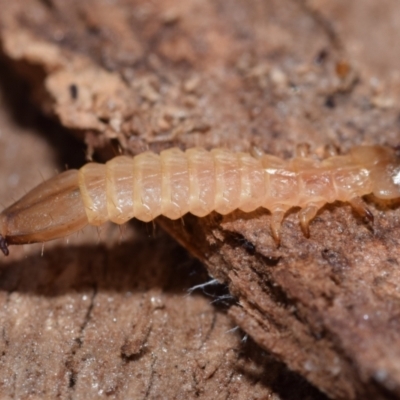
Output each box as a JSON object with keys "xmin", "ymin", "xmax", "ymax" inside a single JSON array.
[{"xmin": 1, "ymin": 145, "xmax": 400, "ymax": 255}]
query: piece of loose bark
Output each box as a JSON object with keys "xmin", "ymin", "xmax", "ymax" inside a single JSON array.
[{"xmin": 1, "ymin": 0, "xmax": 400, "ymax": 399}]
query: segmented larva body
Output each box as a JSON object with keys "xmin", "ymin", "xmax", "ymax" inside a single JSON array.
[{"xmin": 1, "ymin": 145, "xmax": 400, "ymax": 255}]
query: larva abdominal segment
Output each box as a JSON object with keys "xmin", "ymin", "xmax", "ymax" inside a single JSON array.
[{"xmin": 1, "ymin": 145, "xmax": 400, "ymax": 255}]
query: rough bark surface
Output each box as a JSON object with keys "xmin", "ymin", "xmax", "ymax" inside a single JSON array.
[{"xmin": 0, "ymin": 0, "xmax": 399, "ymax": 399}]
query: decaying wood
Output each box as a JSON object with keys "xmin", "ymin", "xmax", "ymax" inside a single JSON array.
[{"xmin": 0, "ymin": 0, "xmax": 400, "ymax": 399}]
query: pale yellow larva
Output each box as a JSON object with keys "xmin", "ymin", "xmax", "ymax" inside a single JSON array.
[{"xmin": 1, "ymin": 145, "xmax": 400, "ymax": 255}]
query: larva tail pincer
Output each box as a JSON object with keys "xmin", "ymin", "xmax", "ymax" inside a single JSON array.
[{"xmin": 1, "ymin": 145, "xmax": 400, "ymax": 255}]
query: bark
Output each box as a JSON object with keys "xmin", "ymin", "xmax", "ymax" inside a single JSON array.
[{"xmin": 0, "ymin": 0, "xmax": 400, "ymax": 399}]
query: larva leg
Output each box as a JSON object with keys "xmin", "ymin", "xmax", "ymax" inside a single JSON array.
[
  {"xmin": 324, "ymin": 144, "xmax": 339, "ymax": 158},
  {"xmin": 250, "ymin": 145, "xmax": 264, "ymax": 160},
  {"xmin": 298, "ymin": 202, "xmax": 324, "ymax": 237},
  {"xmin": 270, "ymin": 206, "xmax": 287, "ymax": 244},
  {"xmin": 349, "ymin": 197, "xmax": 374, "ymax": 223},
  {"xmin": 296, "ymin": 143, "xmax": 311, "ymax": 158}
]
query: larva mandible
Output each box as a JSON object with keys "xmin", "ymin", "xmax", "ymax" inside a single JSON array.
[{"xmin": 1, "ymin": 145, "xmax": 400, "ymax": 256}]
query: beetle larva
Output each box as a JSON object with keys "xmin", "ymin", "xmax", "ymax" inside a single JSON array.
[{"xmin": 1, "ymin": 145, "xmax": 400, "ymax": 255}]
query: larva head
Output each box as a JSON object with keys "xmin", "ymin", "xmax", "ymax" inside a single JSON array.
[
  {"xmin": 370, "ymin": 162, "xmax": 400, "ymax": 199},
  {"xmin": 350, "ymin": 145, "xmax": 400, "ymax": 200}
]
